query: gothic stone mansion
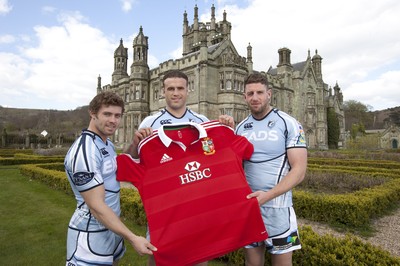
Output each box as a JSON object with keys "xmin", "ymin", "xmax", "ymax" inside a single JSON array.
[{"xmin": 97, "ymin": 5, "xmax": 345, "ymax": 150}]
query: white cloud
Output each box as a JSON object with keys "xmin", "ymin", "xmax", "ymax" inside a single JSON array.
[
  {"xmin": 120, "ymin": 0, "xmax": 136, "ymax": 12},
  {"xmin": 169, "ymin": 45, "xmax": 183, "ymax": 61},
  {"xmin": 0, "ymin": 11, "xmax": 116, "ymax": 110},
  {"xmin": 0, "ymin": 0, "xmax": 12, "ymax": 15},
  {"xmin": 344, "ymin": 70, "xmax": 400, "ymax": 111},
  {"xmin": 0, "ymin": 52, "xmax": 32, "ymax": 107},
  {"xmin": 0, "ymin": 34, "xmax": 14, "ymax": 43},
  {"xmin": 42, "ymin": 6, "xmax": 57, "ymax": 14}
]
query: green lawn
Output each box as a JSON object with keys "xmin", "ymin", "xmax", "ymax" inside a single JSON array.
[{"xmin": 0, "ymin": 166, "xmax": 227, "ymax": 266}]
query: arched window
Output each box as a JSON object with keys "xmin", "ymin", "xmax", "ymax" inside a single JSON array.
[
  {"xmin": 226, "ymin": 80, "xmax": 232, "ymax": 90},
  {"xmin": 392, "ymin": 139, "xmax": 398, "ymax": 149},
  {"xmin": 135, "ymin": 85, "xmax": 140, "ymax": 99}
]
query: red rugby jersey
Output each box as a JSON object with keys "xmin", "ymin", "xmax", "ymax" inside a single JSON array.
[{"xmin": 117, "ymin": 120, "xmax": 267, "ymax": 266}]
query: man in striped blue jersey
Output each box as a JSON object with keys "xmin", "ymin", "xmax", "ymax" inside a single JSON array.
[
  {"xmin": 64, "ymin": 91, "xmax": 156, "ymax": 266},
  {"xmin": 235, "ymin": 73, "xmax": 308, "ymax": 266}
]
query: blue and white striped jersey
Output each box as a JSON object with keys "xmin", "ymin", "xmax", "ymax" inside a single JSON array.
[
  {"xmin": 64, "ymin": 130, "xmax": 121, "ymax": 231},
  {"xmin": 235, "ymin": 108, "xmax": 307, "ymax": 208},
  {"xmin": 140, "ymin": 108, "xmax": 209, "ymax": 129}
]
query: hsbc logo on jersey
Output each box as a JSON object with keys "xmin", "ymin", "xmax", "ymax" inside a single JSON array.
[
  {"xmin": 184, "ymin": 161, "xmax": 201, "ymax": 171},
  {"xmin": 180, "ymin": 161, "xmax": 212, "ymax": 185}
]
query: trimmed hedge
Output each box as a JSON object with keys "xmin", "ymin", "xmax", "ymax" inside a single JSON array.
[
  {"xmin": 308, "ymin": 157, "xmax": 400, "ymax": 169},
  {"xmin": 0, "ymin": 149, "xmax": 33, "ymax": 157},
  {"xmin": 19, "ymin": 164, "xmax": 72, "ymax": 195},
  {"xmin": 294, "ymin": 176, "xmax": 400, "ymax": 228},
  {"xmin": 308, "ymin": 163, "xmax": 400, "ymax": 177},
  {"xmin": 120, "ymin": 188, "xmax": 147, "ymax": 226},
  {"xmin": 35, "ymin": 162, "xmax": 65, "ymax": 172},
  {"xmin": 307, "ymin": 166, "xmax": 400, "ymax": 180},
  {"xmin": 0, "ymin": 155, "xmax": 64, "ymax": 165}
]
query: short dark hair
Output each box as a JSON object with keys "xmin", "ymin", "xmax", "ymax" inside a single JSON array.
[
  {"xmin": 244, "ymin": 73, "xmax": 270, "ymax": 88},
  {"xmin": 162, "ymin": 70, "xmax": 188, "ymax": 87},
  {"xmin": 89, "ymin": 91, "xmax": 125, "ymax": 114}
]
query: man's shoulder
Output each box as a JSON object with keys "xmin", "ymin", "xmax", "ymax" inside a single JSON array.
[
  {"xmin": 273, "ymin": 108, "xmax": 294, "ymax": 119},
  {"xmin": 273, "ymin": 109, "xmax": 302, "ymax": 125},
  {"xmin": 186, "ymin": 109, "xmax": 209, "ymax": 122},
  {"xmin": 139, "ymin": 109, "xmax": 167, "ymax": 128},
  {"xmin": 235, "ymin": 115, "xmax": 253, "ymax": 133}
]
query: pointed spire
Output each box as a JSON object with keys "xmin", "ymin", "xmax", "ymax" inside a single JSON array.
[
  {"xmin": 211, "ymin": 4, "xmax": 216, "ymax": 30},
  {"xmin": 114, "ymin": 38, "xmax": 127, "ymax": 57},
  {"xmin": 134, "ymin": 25, "xmax": 148, "ymax": 46},
  {"xmin": 247, "ymin": 42, "xmax": 253, "ymax": 63},
  {"xmin": 194, "ymin": 4, "xmax": 199, "ymax": 30},
  {"xmin": 183, "ymin": 10, "xmax": 188, "ymax": 23},
  {"xmin": 183, "ymin": 9, "xmax": 189, "ymax": 34},
  {"xmin": 194, "ymin": 4, "xmax": 198, "ymax": 19},
  {"xmin": 97, "ymin": 75, "xmax": 102, "ymax": 94}
]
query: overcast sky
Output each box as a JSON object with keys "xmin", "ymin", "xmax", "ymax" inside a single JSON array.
[{"xmin": 1, "ymin": 0, "xmax": 399, "ymax": 111}]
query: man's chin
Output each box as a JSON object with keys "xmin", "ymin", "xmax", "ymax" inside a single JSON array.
[
  {"xmin": 170, "ymin": 104, "xmax": 184, "ymax": 110},
  {"xmin": 105, "ymin": 128, "xmax": 116, "ymax": 136},
  {"xmin": 250, "ymin": 107, "xmax": 260, "ymax": 113}
]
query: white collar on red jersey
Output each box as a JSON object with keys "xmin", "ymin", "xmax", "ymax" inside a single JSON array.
[{"xmin": 157, "ymin": 122, "xmax": 207, "ymax": 150}]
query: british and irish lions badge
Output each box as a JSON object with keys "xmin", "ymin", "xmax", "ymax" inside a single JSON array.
[{"xmin": 201, "ymin": 137, "xmax": 215, "ymax": 155}]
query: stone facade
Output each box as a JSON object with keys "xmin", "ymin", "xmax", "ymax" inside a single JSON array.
[
  {"xmin": 380, "ymin": 125, "xmax": 400, "ymax": 149},
  {"xmin": 97, "ymin": 5, "xmax": 345, "ymax": 149}
]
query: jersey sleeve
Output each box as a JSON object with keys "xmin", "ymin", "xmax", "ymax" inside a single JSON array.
[
  {"xmin": 197, "ymin": 114, "xmax": 210, "ymax": 122},
  {"xmin": 138, "ymin": 115, "xmax": 153, "ymax": 129},
  {"xmin": 68, "ymin": 136, "xmax": 104, "ymax": 192},
  {"xmin": 216, "ymin": 123, "xmax": 253, "ymax": 160},
  {"xmin": 116, "ymin": 154, "xmax": 144, "ymax": 188},
  {"xmin": 286, "ymin": 119, "xmax": 307, "ymax": 148},
  {"xmin": 231, "ymin": 133, "xmax": 254, "ymax": 160}
]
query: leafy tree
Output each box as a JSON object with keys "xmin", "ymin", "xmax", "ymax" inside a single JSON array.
[
  {"xmin": 327, "ymin": 107, "xmax": 340, "ymax": 149},
  {"xmin": 387, "ymin": 110, "xmax": 400, "ymax": 126},
  {"xmin": 350, "ymin": 123, "xmax": 366, "ymax": 140},
  {"xmin": 343, "ymin": 100, "xmax": 373, "ymax": 131}
]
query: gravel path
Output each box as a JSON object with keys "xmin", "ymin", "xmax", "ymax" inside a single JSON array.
[{"xmin": 298, "ymin": 207, "xmax": 400, "ymax": 258}]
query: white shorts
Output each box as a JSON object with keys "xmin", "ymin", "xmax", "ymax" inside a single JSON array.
[
  {"xmin": 245, "ymin": 206, "xmax": 301, "ymax": 255},
  {"xmin": 66, "ymin": 228, "xmax": 125, "ymax": 266}
]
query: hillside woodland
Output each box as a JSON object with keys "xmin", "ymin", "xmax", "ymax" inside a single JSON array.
[
  {"xmin": 0, "ymin": 106, "xmax": 89, "ymax": 142},
  {"xmin": 344, "ymin": 103, "xmax": 400, "ymax": 131}
]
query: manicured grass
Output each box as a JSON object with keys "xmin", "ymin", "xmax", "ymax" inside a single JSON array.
[
  {"xmin": 0, "ymin": 166, "xmax": 227, "ymax": 265},
  {"xmin": 0, "ymin": 165, "xmax": 149, "ymax": 265},
  {"xmin": 0, "ymin": 165, "xmax": 74, "ymax": 265}
]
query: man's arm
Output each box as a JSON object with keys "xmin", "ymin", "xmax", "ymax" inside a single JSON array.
[
  {"xmin": 247, "ymin": 147, "xmax": 307, "ymax": 205},
  {"xmin": 81, "ymin": 185, "xmax": 157, "ymax": 255},
  {"xmin": 123, "ymin": 127, "xmax": 153, "ymax": 159}
]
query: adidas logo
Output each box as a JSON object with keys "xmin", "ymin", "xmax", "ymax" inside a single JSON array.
[{"xmin": 160, "ymin": 153, "xmax": 173, "ymax": 164}]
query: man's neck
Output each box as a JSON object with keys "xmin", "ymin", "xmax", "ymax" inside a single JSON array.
[
  {"xmin": 165, "ymin": 107, "xmax": 187, "ymax": 118},
  {"xmin": 252, "ymin": 106, "xmax": 273, "ymax": 120}
]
